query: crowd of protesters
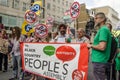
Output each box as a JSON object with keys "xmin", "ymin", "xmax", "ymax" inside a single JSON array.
[{"xmin": 0, "ymin": 12, "xmax": 120, "ymax": 80}]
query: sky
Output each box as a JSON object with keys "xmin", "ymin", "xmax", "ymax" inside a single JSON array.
[{"xmin": 75, "ymin": 0, "xmax": 120, "ymax": 18}]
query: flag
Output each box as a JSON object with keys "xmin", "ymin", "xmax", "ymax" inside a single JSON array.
[{"xmin": 21, "ymin": 20, "xmax": 34, "ymax": 35}]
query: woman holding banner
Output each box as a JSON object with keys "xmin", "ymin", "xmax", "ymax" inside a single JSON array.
[
  {"xmin": 29, "ymin": 34, "xmax": 46, "ymax": 80},
  {"xmin": 9, "ymin": 27, "xmax": 21, "ymax": 80}
]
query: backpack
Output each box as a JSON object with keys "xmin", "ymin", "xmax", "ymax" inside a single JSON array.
[{"xmin": 108, "ymin": 36, "xmax": 118, "ymax": 63}]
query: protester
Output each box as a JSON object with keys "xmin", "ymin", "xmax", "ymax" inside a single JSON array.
[
  {"xmin": 76, "ymin": 28, "xmax": 90, "ymax": 43},
  {"xmin": 29, "ymin": 34, "xmax": 45, "ymax": 80},
  {"xmin": 0, "ymin": 29, "xmax": 9, "ymax": 72},
  {"xmin": 49, "ymin": 32, "xmax": 58, "ymax": 42},
  {"xmin": 115, "ymin": 34, "xmax": 120, "ymax": 80},
  {"xmin": 9, "ymin": 27, "xmax": 21, "ymax": 80},
  {"xmin": 106, "ymin": 23, "xmax": 118, "ymax": 80},
  {"xmin": 25, "ymin": 33, "xmax": 34, "ymax": 42},
  {"xmin": 8, "ymin": 28, "xmax": 16, "ymax": 69},
  {"xmin": 55, "ymin": 24, "xmax": 71, "ymax": 43},
  {"xmin": 87, "ymin": 12, "xmax": 112, "ymax": 80}
]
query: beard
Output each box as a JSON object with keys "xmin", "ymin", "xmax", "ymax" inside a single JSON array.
[
  {"xmin": 60, "ymin": 31, "xmax": 66, "ymax": 35},
  {"xmin": 95, "ymin": 22, "xmax": 100, "ymax": 27}
]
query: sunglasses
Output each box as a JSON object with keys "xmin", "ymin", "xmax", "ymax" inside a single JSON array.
[{"xmin": 94, "ymin": 17, "xmax": 102, "ymax": 20}]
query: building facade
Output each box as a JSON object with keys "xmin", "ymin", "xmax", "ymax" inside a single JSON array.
[
  {"xmin": 0, "ymin": 0, "xmax": 74, "ymax": 32},
  {"xmin": 0, "ymin": 0, "xmax": 31, "ymax": 29},
  {"xmin": 90, "ymin": 6, "xmax": 120, "ymax": 28},
  {"xmin": 44, "ymin": 0, "xmax": 74, "ymax": 32},
  {"xmin": 75, "ymin": 4, "xmax": 90, "ymax": 29}
]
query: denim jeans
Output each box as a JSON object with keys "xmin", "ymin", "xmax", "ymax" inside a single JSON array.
[{"xmin": 12, "ymin": 55, "xmax": 20, "ymax": 78}]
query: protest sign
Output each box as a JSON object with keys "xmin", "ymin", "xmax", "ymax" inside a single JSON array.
[
  {"xmin": 30, "ymin": 1, "xmax": 42, "ymax": 15},
  {"xmin": 46, "ymin": 17, "xmax": 54, "ymax": 28},
  {"xmin": 20, "ymin": 43, "xmax": 89, "ymax": 80},
  {"xmin": 21, "ymin": 20, "xmax": 34, "ymax": 35},
  {"xmin": 70, "ymin": 2, "xmax": 80, "ymax": 18},
  {"xmin": 35, "ymin": 24, "xmax": 48, "ymax": 38},
  {"xmin": 24, "ymin": 11, "xmax": 37, "ymax": 23}
]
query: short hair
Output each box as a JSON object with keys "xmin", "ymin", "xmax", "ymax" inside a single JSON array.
[
  {"xmin": 95, "ymin": 12, "xmax": 107, "ymax": 22},
  {"xmin": 58, "ymin": 24, "xmax": 67, "ymax": 30},
  {"xmin": 106, "ymin": 23, "xmax": 112, "ymax": 31},
  {"xmin": 78, "ymin": 28, "xmax": 85, "ymax": 33}
]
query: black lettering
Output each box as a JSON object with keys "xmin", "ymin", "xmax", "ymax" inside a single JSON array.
[
  {"xmin": 54, "ymin": 62, "xmax": 60, "ymax": 73},
  {"xmin": 62, "ymin": 64, "xmax": 68, "ymax": 75},
  {"xmin": 25, "ymin": 58, "xmax": 28, "ymax": 65},
  {"xmin": 29, "ymin": 49, "xmax": 35, "ymax": 52},
  {"xmin": 48, "ymin": 61, "xmax": 53, "ymax": 72},
  {"xmin": 29, "ymin": 58, "xmax": 33, "ymax": 68},
  {"xmin": 33, "ymin": 59, "xmax": 41, "ymax": 69},
  {"xmin": 42, "ymin": 61, "xmax": 48, "ymax": 70},
  {"xmin": 25, "ymin": 45, "xmax": 28, "ymax": 47},
  {"xmin": 25, "ymin": 48, "xmax": 28, "ymax": 51}
]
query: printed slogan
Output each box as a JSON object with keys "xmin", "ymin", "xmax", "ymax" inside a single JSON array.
[{"xmin": 20, "ymin": 43, "xmax": 89, "ymax": 80}]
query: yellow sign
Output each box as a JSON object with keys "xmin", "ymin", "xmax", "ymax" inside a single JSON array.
[
  {"xmin": 21, "ymin": 20, "xmax": 34, "ymax": 35},
  {"xmin": 112, "ymin": 30, "xmax": 120, "ymax": 37},
  {"xmin": 31, "ymin": 1, "xmax": 43, "ymax": 15}
]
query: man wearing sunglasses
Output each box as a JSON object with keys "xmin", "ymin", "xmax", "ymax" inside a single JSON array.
[{"xmin": 87, "ymin": 12, "xmax": 112, "ymax": 80}]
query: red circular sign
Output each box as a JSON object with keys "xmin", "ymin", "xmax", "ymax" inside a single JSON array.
[
  {"xmin": 70, "ymin": 2, "xmax": 80, "ymax": 18},
  {"xmin": 35, "ymin": 24, "xmax": 48, "ymax": 38},
  {"xmin": 24, "ymin": 11, "xmax": 37, "ymax": 23},
  {"xmin": 46, "ymin": 17, "xmax": 54, "ymax": 28},
  {"xmin": 72, "ymin": 69, "xmax": 83, "ymax": 80}
]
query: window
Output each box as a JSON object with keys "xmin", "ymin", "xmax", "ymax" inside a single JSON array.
[
  {"xmin": 66, "ymin": 1, "xmax": 68, "ymax": 7},
  {"xmin": 58, "ymin": 0, "xmax": 60, "ymax": 3},
  {"xmin": 0, "ymin": 0, "xmax": 9, "ymax": 7},
  {"xmin": 12, "ymin": 0, "xmax": 19, "ymax": 9},
  {"xmin": 53, "ymin": 0, "xmax": 55, "ymax": 2},
  {"xmin": 47, "ymin": 3, "xmax": 51, "ymax": 10},
  {"xmin": 57, "ymin": 7, "xmax": 60, "ymax": 12},
  {"xmin": 22, "ymin": 2, "xmax": 27, "ymax": 11},
  {"xmin": 62, "ymin": 1, "xmax": 64, "ymax": 5},
  {"xmin": 0, "ymin": 14, "xmax": 8, "ymax": 26},
  {"xmin": 53, "ymin": 15, "xmax": 55, "ymax": 19},
  {"xmin": 57, "ymin": 16, "xmax": 60, "ymax": 19},
  {"xmin": 17, "ymin": 17, "xmax": 23, "ymax": 27},
  {"xmin": 62, "ymin": 8, "xmax": 64, "ymax": 13},
  {"xmin": 70, "ymin": 3, "xmax": 72, "ymax": 6},
  {"xmin": 8, "ymin": 16, "xmax": 17, "ymax": 26},
  {"xmin": 53, "ymin": 5, "xmax": 56, "ymax": 11}
]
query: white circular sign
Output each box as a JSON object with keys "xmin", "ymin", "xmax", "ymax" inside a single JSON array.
[
  {"xmin": 35, "ymin": 24, "xmax": 48, "ymax": 38},
  {"xmin": 70, "ymin": 2, "xmax": 80, "ymax": 18},
  {"xmin": 25, "ymin": 11, "xmax": 37, "ymax": 23},
  {"xmin": 46, "ymin": 17, "xmax": 54, "ymax": 28}
]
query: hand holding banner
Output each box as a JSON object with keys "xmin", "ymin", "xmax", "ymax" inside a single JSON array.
[{"xmin": 20, "ymin": 43, "xmax": 89, "ymax": 80}]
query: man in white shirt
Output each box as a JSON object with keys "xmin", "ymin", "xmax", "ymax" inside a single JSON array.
[{"xmin": 56, "ymin": 24, "xmax": 71, "ymax": 43}]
